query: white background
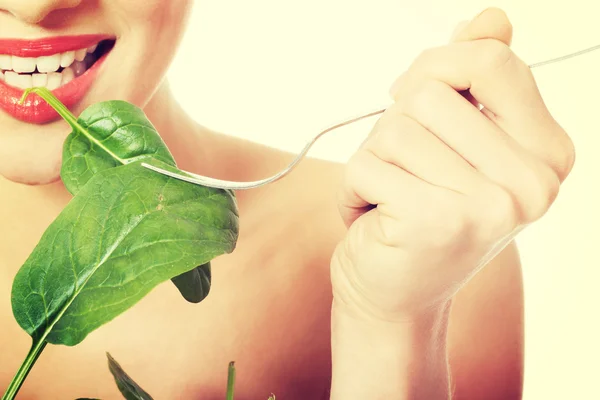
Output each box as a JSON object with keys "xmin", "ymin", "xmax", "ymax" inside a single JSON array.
[{"xmin": 167, "ymin": 1, "xmax": 600, "ymax": 399}]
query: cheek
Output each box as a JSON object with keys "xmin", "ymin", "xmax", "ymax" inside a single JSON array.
[
  {"xmin": 100, "ymin": 0, "xmax": 193, "ymax": 104},
  {"xmin": 111, "ymin": 0, "xmax": 193, "ymax": 21},
  {"xmin": 104, "ymin": 0, "xmax": 193, "ymax": 41},
  {"xmin": 112, "ymin": 0, "xmax": 193, "ymax": 68}
]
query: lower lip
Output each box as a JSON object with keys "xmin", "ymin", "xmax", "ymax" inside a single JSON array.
[{"xmin": 0, "ymin": 52, "xmax": 108, "ymax": 124}]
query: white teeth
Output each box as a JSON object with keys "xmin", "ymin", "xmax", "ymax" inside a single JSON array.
[
  {"xmin": 5, "ymin": 71, "xmax": 31, "ymax": 89},
  {"xmin": 2, "ymin": 69, "xmax": 78, "ymax": 91},
  {"xmin": 74, "ymin": 49, "xmax": 87, "ymax": 62},
  {"xmin": 61, "ymin": 67, "xmax": 75, "ymax": 85},
  {"xmin": 46, "ymin": 72, "xmax": 62, "ymax": 90},
  {"xmin": 11, "ymin": 55, "xmax": 36, "ymax": 73},
  {"xmin": 32, "ymin": 73, "xmax": 47, "ymax": 87},
  {"xmin": 4, "ymin": 71, "xmax": 18, "ymax": 87},
  {"xmin": 0, "ymin": 44, "xmax": 102, "ymax": 90},
  {"xmin": 36, "ymin": 54, "xmax": 61, "ymax": 73},
  {"xmin": 17, "ymin": 74, "xmax": 32, "ymax": 89},
  {"xmin": 0, "ymin": 55, "xmax": 11, "ymax": 70},
  {"xmin": 0, "ymin": 45, "xmax": 98, "ymax": 75},
  {"xmin": 60, "ymin": 51, "xmax": 75, "ymax": 68}
]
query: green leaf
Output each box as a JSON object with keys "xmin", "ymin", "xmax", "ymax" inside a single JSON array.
[
  {"xmin": 20, "ymin": 88, "xmax": 217, "ymax": 304},
  {"xmin": 226, "ymin": 361, "xmax": 236, "ymax": 400},
  {"xmin": 60, "ymin": 100, "xmax": 176, "ymax": 196},
  {"xmin": 169, "ymin": 261, "xmax": 212, "ymax": 303},
  {"xmin": 11, "ymin": 158, "xmax": 238, "ymax": 346},
  {"xmin": 107, "ymin": 353, "xmax": 154, "ymax": 400}
]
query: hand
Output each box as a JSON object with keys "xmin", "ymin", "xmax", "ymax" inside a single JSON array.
[{"xmin": 331, "ymin": 8, "xmax": 575, "ymax": 323}]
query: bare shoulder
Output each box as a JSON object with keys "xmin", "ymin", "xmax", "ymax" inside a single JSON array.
[{"xmin": 448, "ymin": 240, "xmax": 524, "ymax": 400}]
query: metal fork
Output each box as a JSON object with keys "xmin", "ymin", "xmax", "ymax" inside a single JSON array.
[{"xmin": 142, "ymin": 43, "xmax": 600, "ymax": 190}]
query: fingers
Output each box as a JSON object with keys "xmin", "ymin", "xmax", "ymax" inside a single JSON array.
[
  {"xmin": 338, "ymin": 140, "xmax": 486, "ymax": 251},
  {"xmin": 390, "ymin": 39, "xmax": 575, "ymax": 183},
  {"xmin": 447, "ymin": 7, "xmax": 513, "ymax": 110},
  {"xmin": 340, "ymin": 6, "xmax": 574, "ymax": 233},
  {"xmin": 361, "ymin": 106, "xmax": 483, "ymax": 195},
  {"xmin": 451, "ymin": 7, "xmax": 513, "ymax": 46},
  {"xmin": 338, "ymin": 146, "xmax": 437, "ymax": 228},
  {"xmin": 383, "ymin": 78, "xmax": 558, "ymax": 223},
  {"xmin": 389, "ymin": 7, "xmax": 513, "ymax": 99},
  {"xmin": 338, "ymin": 105, "xmax": 487, "ymax": 230},
  {"xmin": 391, "ymin": 40, "xmax": 538, "ymax": 122},
  {"xmin": 393, "ymin": 78, "xmax": 553, "ymax": 203}
]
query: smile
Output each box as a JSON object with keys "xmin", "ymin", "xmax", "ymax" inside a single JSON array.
[{"xmin": 0, "ymin": 35, "xmax": 115, "ymax": 124}]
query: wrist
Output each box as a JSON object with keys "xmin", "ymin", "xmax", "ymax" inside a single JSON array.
[
  {"xmin": 330, "ymin": 299, "xmax": 453, "ymax": 400},
  {"xmin": 332, "ymin": 291, "xmax": 453, "ymax": 325}
]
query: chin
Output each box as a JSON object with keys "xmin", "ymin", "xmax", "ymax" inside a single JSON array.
[
  {"xmin": 0, "ymin": 130, "xmax": 65, "ymax": 186},
  {"xmin": 0, "ymin": 158, "xmax": 62, "ymax": 186}
]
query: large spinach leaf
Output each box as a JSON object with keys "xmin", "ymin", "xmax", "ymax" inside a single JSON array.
[
  {"xmin": 1, "ymin": 89, "xmax": 239, "ymax": 400},
  {"xmin": 11, "ymin": 158, "xmax": 238, "ymax": 346},
  {"xmin": 27, "ymin": 88, "xmax": 215, "ymax": 303},
  {"xmin": 59, "ymin": 100, "xmax": 176, "ymax": 196}
]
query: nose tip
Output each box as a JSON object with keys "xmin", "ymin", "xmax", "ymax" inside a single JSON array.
[{"xmin": 6, "ymin": 0, "xmax": 83, "ymax": 24}]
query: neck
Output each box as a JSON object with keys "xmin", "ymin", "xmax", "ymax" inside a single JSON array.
[{"xmin": 143, "ymin": 80, "xmax": 217, "ymax": 173}]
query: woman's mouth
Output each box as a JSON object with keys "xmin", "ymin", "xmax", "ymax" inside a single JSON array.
[{"xmin": 0, "ymin": 35, "xmax": 115, "ymax": 124}]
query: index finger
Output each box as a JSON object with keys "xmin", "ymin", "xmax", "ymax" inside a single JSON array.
[
  {"xmin": 393, "ymin": 39, "xmax": 546, "ymax": 124},
  {"xmin": 390, "ymin": 39, "xmax": 574, "ymax": 182}
]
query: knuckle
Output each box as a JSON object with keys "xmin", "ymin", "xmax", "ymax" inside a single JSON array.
[
  {"xmin": 475, "ymin": 183, "xmax": 520, "ymax": 237},
  {"xmin": 556, "ymin": 129, "xmax": 577, "ymax": 180},
  {"xmin": 477, "ymin": 38, "xmax": 516, "ymax": 72},
  {"xmin": 367, "ymin": 111, "xmax": 417, "ymax": 161},
  {"xmin": 345, "ymin": 150, "xmax": 368, "ymax": 183},
  {"xmin": 412, "ymin": 46, "xmax": 439, "ymax": 68},
  {"xmin": 366, "ymin": 106, "xmax": 402, "ymax": 144},
  {"xmin": 521, "ymin": 163, "xmax": 561, "ymax": 222},
  {"xmin": 372, "ymin": 119, "xmax": 405, "ymax": 152},
  {"xmin": 406, "ymin": 79, "xmax": 445, "ymax": 117}
]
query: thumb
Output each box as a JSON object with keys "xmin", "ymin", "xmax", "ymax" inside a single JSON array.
[{"xmin": 450, "ymin": 7, "xmax": 513, "ymax": 46}]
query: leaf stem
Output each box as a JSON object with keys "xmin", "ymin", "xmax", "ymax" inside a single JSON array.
[
  {"xmin": 19, "ymin": 87, "xmax": 125, "ymax": 164},
  {"xmin": 19, "ymin": 88, "xmax": 79, "ymax": 128},
  {"xmin": 1, "ymin": 340, "xmax": 48, "ymax": 400},
  {"xmin": 226, "ymin": 361, "xmax": 236, "ymax": 400}
]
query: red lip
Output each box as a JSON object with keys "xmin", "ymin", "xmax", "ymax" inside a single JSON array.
[
  {"xmin": 0, "ymin": 35, "xmax": 113, "ymax": 124},
  {"xmin": 0, "ymin": 34, "xmax": 112, "ymax": 57}
]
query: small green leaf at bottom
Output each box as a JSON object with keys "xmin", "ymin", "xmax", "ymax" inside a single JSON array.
[
  {"xmin": 107, "ymin": 353, "xmax": 154, "ymax": 400},
  {"xmin": 226, "ymin": 361, "xmax": 236, "ymax": 400}
]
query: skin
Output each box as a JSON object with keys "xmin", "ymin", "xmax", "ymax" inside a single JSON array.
[
  {"xmin": 0, "ymin": 2, "xmax": 573, "ymax": 399},
  {"xmin": 330, "ymin": 10, "xmax": 574, "ymax": 400}
]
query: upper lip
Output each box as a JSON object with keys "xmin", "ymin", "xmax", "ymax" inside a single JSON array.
[{"xmin": 0, "ymin": 34, "xmax": 114, "ymax": 57}]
